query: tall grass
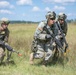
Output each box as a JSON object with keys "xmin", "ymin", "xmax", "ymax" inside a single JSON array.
[{"xmin": 0, "ymin": 23, "xmax": 76, "ymax": 75}]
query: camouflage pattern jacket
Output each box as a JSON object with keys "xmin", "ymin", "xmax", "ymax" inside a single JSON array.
[
  {"xmin": 34, "ymin": 21, "xmax": 58, "ymax": 42},
  {"xmin": 56, "ymin": 21, "xmax": 68, "ymax": 36},
  {"xmin": 0, "ymin": 28, "xmax": 10, "ymax": 42}
]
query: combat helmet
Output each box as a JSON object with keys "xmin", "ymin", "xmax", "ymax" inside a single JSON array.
[
  {"xmin": 1, "ymin": 21, "xmax": 10, "ymax": 26},
  {"xmin": 46, "ymin": 11, "xmax": 56, "ymax": 20},
  {"xmin": 58, "ymin": 13, "xmax": 67, "ymax": 20}
]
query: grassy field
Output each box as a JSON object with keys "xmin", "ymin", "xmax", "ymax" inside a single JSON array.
[{"xmin": 0, "ymin": 23, "xmax": 76, "ymax": 75}]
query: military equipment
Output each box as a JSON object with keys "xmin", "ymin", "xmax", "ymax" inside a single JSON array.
[
  {"xmin": 44, "ymin": 25, "xmax": 64, "ymax": 53},
  {"xmin": 31, "ymin": 38, "xmax": 38, "ymax": 52},
  {"xmin": 0, "ymin": 41, "xmax": 22, "ymax": 61},
  {"xmin": 6, "ymin": 50, "xmax": 22, "ymax": 61},
  {"xmin": 56, "ymin": 22, "xmax": 68, "ymax": 53},
  {"xmin": 58, "ymin": 13, "xmax": 67, "ymax": 20},
  {"xmin": 13, "ymin": 50, "xmax": 22, "ymax": 56},
  {"xmin": 1, "ymin": 21, "xmax": 10, "ymax": 26},
  {"xmin": 46, "ymin": 11, "xmax": 56, "ymax": 20},
  {"xmin": 0, "ymin": 34, "xmax": 5, "ymax": 41},
  {"xmin": 4, "ymin": 43, "xmax": 22, "ymax": 56}
]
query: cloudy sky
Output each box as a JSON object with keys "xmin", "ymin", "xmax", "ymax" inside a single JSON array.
[{"xmin": 0, "ymin": 0, "xmax": 76, "ymax": 21}]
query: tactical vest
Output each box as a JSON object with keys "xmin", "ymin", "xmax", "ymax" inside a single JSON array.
[
  {"xmin": 56, "ymin": 21, "xmax": 67, "ymax": 36},
  {"xmin": 0, "ymin": 30, "xmax": 6, "ymax": 40},
  {"xmin": 42, "ymin": 21, "xmax": 58, "ymax": 37},
  {"xmin": 41, "ymin": 21, "xmax": 53, "ymax": 35}
]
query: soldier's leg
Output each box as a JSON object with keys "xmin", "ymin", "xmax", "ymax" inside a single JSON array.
[
  {"xmin": 45, "ymin": 49, "xmax": 53, "ymax": 61},
  {"xmin": 34, "ymin": 50, "xmax": 44, "ymax": 59},
  {"xmin": 7, "ymin": 50, "xmax": 9, "ymax": 59},
  {"xmin": 29, "ymin": 52, "xmax": 34, "ymax": 65},
  {"xmin": 54, "ymin": 45, "xmax": 59, "ymax": 57},
  {"xmin": 30, "ymin": 51, "xmax": 44, "ymax": 65},
  {"xmin": 6, "ymin": 50, "xmax": 12, "ymax": 61},
  {"xmin": 0, "ymin": 47, "xmax": 5, "ymax": 64},
  {"xmin": 34, "ymin": 42, "xmax": 45, "ymax": 59},
  {"xmin": 61, "ymin": 38, "xmax": 68, "ymax": 53},
  {"xmin": 60, "ymin": 38, "xmax": 64, "ymax": 47},
  {"xmin": 43, "ymin": 43, "xmax": 53, "ymax": 65},
  {"xmin": 29, "ymin": 43, "xmax": 45, "ymax": 64}
]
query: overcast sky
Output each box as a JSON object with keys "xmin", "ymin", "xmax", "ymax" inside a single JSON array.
[{"xmin": 0, "ymin": 0, "xmax": 76, "ymax": 21}]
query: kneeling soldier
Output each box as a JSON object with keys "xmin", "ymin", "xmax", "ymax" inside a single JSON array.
[{"xmin": 30, "ymin": 11, "xmax": 59, "ymax": 65}]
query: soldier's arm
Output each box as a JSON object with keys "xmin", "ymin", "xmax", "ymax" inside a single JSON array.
[
  {"xmin": 34, "ymin": 22, "xmax": 47, "ymax": 40},
  {"xmin": 35, "ymin": 22, "xmax": 45, "ymax": 35},
  {"xmin": 64, "ymin": 22, "xmax": 68, "ymax": 36},
  {"xmin": 4, "ymin": 28, "xmax": 10, "ymax": 42}
]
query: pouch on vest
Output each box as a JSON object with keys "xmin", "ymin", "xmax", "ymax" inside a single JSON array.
[
  {"xmin": 31, "ymin": 39, "xmax": 38, "ymax": 52},
  {"xmin": 0, "ymin": 34, "xmax": 5, "ymax": 41}
]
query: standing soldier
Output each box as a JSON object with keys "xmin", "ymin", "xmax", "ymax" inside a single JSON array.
[{"xmin": 30, "ymin": 11, "xmax": 60, "ymax": 65}]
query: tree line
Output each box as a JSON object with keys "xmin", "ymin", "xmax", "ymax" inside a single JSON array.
[{"xmin": 0, "ymin": 19, "xmax": 76, "ymax": 24}]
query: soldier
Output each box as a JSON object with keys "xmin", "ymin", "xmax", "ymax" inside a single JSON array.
[
  {"xmin": 29, "ymin": 11, "xmax": 59, "ymax": 65},
  {"xmin": 0, "ymin": 21, "xmax": 16, "ymax": 64},
  {"xmin": 57, "ymin": 13, "xmax": 68, "ymax": 36},
  {"xmin": 56, "ymin": 13, "xmax": 68, "ymax": 54},
  {"xmin": 1, "ymin": 21, "xmax": 10, "ymax": 60}
]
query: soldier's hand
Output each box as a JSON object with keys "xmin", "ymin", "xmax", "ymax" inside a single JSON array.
[
  {"xmin": 45, "ymin": 34, "xmax": 51, "ymax": 39},
  {"xmin": 55, "ymin": 35, "xmax": 62, "ymax": 39}
]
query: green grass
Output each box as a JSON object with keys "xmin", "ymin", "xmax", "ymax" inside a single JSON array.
[{"xmin": 0, "ymin": 23, "xmax": 76, "ymax": 75}]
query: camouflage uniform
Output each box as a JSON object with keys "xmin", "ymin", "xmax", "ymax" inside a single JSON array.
[
  {"xmin": 0, "ymin": 21, "xmax": 10, "ymax": 63},
  {"xmin": 0, "ymin": 21, "xmax": 10, "ymax": 42},
  {"xmin": 33, "ymin": 21, "xmax": 58, "ymax": 60},
  {"xmin": 30, "ymin": 11, "xmax": 59, "ymax": 65},
  {"xmin": 56, "ymin": 13, "xmax": 68, "ymax": 53},
  {"xmin": 57, "ymin": 21, "xmax": 67, "ymax": 36},
  {"xmin": 0, "ymin": 21, "xmax": 15, "ymax": 63}
]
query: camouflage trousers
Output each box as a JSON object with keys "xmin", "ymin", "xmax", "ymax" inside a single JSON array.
[
  {"xmin": 0, "ymin": 46, "xmax": 5, "ymax": 64},
  {"xmin": 60, "ymin": 38, "xmax": 64, "ymax": 46},
  {"xmin": 33, "ymin": 42, "xmax": 53, "ymax": 61}
]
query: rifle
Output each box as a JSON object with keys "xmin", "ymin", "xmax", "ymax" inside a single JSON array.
[
  {"xmin": 57, "ymin": 21, "xmax": 68, "ymax": 53},
  {"xmin": 12, "ymin": 50, "xmax": 22, "ymax": 56},
  {"xmin": 6, "ymin": 50, "xmax": 22, "ymax": 61},
  {"xmin": 46, "ymin": 26, "xmax": 65, "ymax": 53}
]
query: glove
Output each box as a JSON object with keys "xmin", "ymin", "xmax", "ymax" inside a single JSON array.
[
  {"xmin": 63, "ymin": 33, "xmax": 65, "ymax": 37},
  {"xmin": 45, "ymin": 34, "xmax": 51, "ymax": 39},
  {"xmin": 55, "ymin": 35, "xmax": 60, "ymax": 39}
]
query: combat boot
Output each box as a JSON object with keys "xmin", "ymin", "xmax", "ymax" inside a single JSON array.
[{"xmin": 42, "ymin": 60, "xmax": 48, "ymax": 66}]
